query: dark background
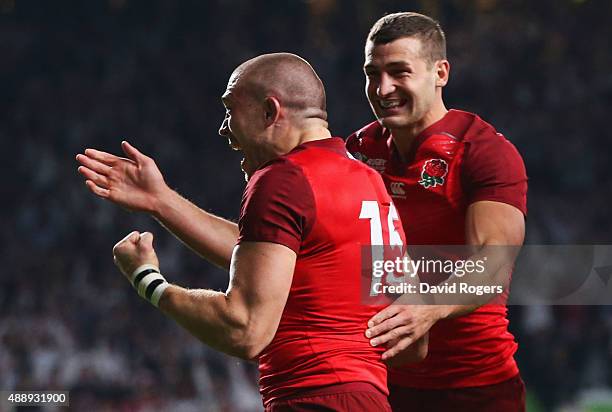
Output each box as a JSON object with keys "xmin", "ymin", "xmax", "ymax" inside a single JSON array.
[{"xmin": 2, "ymin": 0, "xmax": 611, "ymax": 410}]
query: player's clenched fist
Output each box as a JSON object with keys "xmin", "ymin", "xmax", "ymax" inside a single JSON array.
[
  {"xmin": 113, "ymin": 231, "xmax": 160, "ymax": 279},
  {"xmin": 76, "ymin": 141, "xmax": 170, "ymax": 214}
]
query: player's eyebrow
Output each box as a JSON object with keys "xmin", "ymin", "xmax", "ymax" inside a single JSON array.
[
  {"xmin": 385, "ymin": 61, "xmax": 413, "ymax": 69},
  {"xmin": 363, "ymin": 63, "xmax": 378, "ymax": 73},
  {"xmin": 364, "ymin": 61, "xmax": 413, "ymax": 71},
  {"xmin": 221, "ymin": 93, "xmax": 232, "ymax": 105}
]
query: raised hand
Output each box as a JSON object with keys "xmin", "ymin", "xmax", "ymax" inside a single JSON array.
[
  {"xmin": 113, "ymin": 231, "xmax": 160, "ymax": 280},
  {"xmin": 76, "ymin": 141, "xmax": 170, "ymax": 214}
]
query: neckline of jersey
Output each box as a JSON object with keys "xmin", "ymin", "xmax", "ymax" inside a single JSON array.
[
  {"xmin": 387, "ymin": 109, "xmax": 469, "ymax": 166},
  {"xmin": 291, "ymin": 137, "xmax": 347, "ymax": 156}
]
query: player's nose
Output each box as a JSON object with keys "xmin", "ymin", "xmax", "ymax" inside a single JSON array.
[{"xmin": 376, "ymin": 73, "xmax": 396, "ymax": 97}]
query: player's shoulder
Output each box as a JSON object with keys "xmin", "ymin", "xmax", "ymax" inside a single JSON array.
[
  {"xmin": 455, "ymin": 109, "xmax": 508, "ymax": 145},
  {"xmin": 447, "ymin": 110, "xmax": 522, "ymax": 158},
  {"xmin": 252, "ymin": 138, "xmax": 355, "ymax": 185},
  {"xmin": 346, "ymin": 121, "xmax": 392, "ymax": 165},
  {"xmin": 453, "ymin": 111, "xmax": 526, "ymax": 173},
  {"xmin": 346, "ymin": 121, "xmax": 387, "ymax": 147},
  {"xmin": 280, "ymin": 137, "xmax": 382, "ymax": 186},
  {"xmin": 249, "ymin": 156, "xmax": 304, "ymax": 191},
  {"xmin": 350, "ymin": 120, "xmax": 386, "ymax": 140}
]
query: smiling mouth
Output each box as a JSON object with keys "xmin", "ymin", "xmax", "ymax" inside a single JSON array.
[{"xmin": 379, "ymin": 99, "xmax": 407, "ymax": 110}]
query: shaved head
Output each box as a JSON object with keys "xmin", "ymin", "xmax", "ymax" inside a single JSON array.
[
  {"xmin": 230, "ymin": 53, "xmax": 327, "ymax": 122},
  {"xmin": 219, "ymin": 53, "xmax": 332, "ymax": 180}
]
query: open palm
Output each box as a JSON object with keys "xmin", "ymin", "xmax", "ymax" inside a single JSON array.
[{"xmin": 76, "ymin": 141, "xmax": 169, "ymax": 214}]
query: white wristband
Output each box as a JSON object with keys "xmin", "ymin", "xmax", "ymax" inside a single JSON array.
[
  {"xmin": 137, "ymin": 272, "xmax": 164, "ymax": 298},
  {"xmin": 131, "ymin": 264, "xmax": 169, "ymax": 308},
  {"xmin": 131, "ymin": 264, "xmax": 161, "ymax": 284},
  {"xmin": 150, "ymin": 282, "xmax": 170, "ymax": 307}
]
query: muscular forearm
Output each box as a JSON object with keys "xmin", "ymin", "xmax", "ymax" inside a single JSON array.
[
  {"xmin": 158, "ymin": 285, "xmax": 256, "ymax": 359},
  {"xmin": 435, "ymin": 304, "xmax": 479, "ymax": 320},
  {"xmin": 429, "ymin": 244, "xmax": 517, "ymax": 308},
  {"xmin": 429, "ymin": 201, "xmax": 525, "ymax": 316},
  {"xmin": 152, "ymin": 188, "xmax": 238, "ymax": 269}
]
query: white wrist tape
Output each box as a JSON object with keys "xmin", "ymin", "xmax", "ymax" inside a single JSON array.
[{"xmin": 131, "ymin": 264, "xmax": 169, "ymax": 308}]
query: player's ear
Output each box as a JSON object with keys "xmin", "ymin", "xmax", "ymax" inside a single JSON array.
[
  {"xmin": 263, "ymin": 96, "xmax": 281, "ymax": 127},
  {"xmin": 434, "ymin": 59, "xmax": 450, "ymax": 87}
]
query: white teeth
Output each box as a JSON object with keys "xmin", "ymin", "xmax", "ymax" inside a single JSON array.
[{"xmin": 380, "ymin": 100, "xmax": 401, "ymax": 108}]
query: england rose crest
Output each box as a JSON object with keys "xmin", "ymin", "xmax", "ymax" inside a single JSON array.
[{"xmin": 418, "ymin": 159, "xmax": 448, "ymax": 188}]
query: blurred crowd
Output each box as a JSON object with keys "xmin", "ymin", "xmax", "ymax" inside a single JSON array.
[{"xmin": 2, "ymin": 0, "xmax": 611, "ymax": 410}]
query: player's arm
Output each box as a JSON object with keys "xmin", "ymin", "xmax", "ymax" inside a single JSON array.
[
  {"xmin": 434, "ymin": 135, "xmax": 528, "ymax": 315},
  {"xmin": 76, "ymin": 141, "xmax": 237, "ymax": 268},
  {"xmin": 152, "ymin": 189, "xmax": 238, "ymax": 269},
  {"xmin": 365, "ymin": 201, "xmax": 524, "ymax": 360},
  {"xmin": 156, "ymin": 158, "xmax": 309, "ymax": 358},
  {"xmin": 159, "ymin": 241, "xmax": 294, "ymax": 359},
  {"xmin": 435, "ymin": 200, "xmax": 525, "ymax": 317},
  {"xmin": 113, "ymin": 232, "xmax": 293, "ymax": 359},
  {"xmin": 365, "ymin": 135, "xmax": 528, "ymax": 359}
]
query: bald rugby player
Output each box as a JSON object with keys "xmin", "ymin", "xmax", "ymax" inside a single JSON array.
[{"xmin": 80, "ymin": 53, "xmax": 426, "ymax": 411}]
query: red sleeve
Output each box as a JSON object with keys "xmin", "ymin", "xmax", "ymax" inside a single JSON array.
[
  {"xmin": 461, "ymin": 132, "xmax": 528, "ymax": 215},
  {"xmin": 237, "ymin": 158, "xmax": 315, "ymax": 253}
]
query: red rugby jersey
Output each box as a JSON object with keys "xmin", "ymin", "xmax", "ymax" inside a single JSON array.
[
  {"xmin": 346, "ymin": 109, "xmax": 528, "ymax": 388},
  {"xmin": 238, "ymin": 138, "xmax": 406, "ymax": 405}
]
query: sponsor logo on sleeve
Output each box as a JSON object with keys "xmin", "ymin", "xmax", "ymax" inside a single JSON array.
[
  {"xmin": 366, "ymin": 158, "xmax": 387, "ymax": 173},
  {"xmin": 349, "ymin": 152, "xmax": 387, "ymax": 173}
]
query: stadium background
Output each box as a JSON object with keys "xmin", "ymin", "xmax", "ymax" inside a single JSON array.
[{"xmin": 2, "ymin": 0, "xmax": 611, "ymax": 410}]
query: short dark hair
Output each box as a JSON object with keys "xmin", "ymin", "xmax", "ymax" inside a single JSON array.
[{"xmin": 367, "ymin": 12, "xmax": 446, "ymax": 65}]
